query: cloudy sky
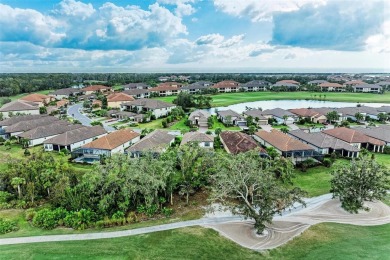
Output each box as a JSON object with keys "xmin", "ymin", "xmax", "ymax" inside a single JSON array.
[{"xmin": 0, "ymin": 0, "xmax": 389, "ymax": 72}]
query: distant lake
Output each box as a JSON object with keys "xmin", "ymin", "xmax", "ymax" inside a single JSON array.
[{"xmin": 208, "ymin": 100, "xmax": 390, "ymax": 114}]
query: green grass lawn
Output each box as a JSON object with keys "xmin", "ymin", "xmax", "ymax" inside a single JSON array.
[
  {"xmin": 156, "ymin": 92, "xmax": 390, "ymax": 107},
  {"xmin": 292, "ymin": 159, "xmax": 350, "ymax": 197},
  {"xmin": 2, "ymin": 223, "xmax": 390, "ymax": 260},
  {"xmin": 168, "ymin": 118, "xmax": 191, "ymax": 131}
]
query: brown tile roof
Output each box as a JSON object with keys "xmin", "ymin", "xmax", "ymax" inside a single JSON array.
[
  {"xmin": 107, "ymin": 92, "xmax": 135, "ymax": 102},
  {"xmin": 276, "ymin": 80, "xmax": 300, "ymax": 85},
  {"xmin": 220, "ymin": 131, "xmax": 260, "ymax": 154},
  {"xmin": 0, "ymin": 100, "xmax": 39, "ymax": 112},
  {"xmin": 157, "ymin": 82, "xmax": 183, "ymax": 88},
  {"xmin": 82, "ymin": 85, "xmax": 112, "ymax": 92},
  {"xmin": 353, "ymin": 126, "xmax": 390, "ymax": 143},
  {"xmin": 181, "ymin": 132, "xmax": 214, "ymax": 146},
  {"xmin": 20, "ymin": 93, "xmax": 50, "ymax": 103},
  {"xmin": 82, "ymin": 129, "xmax": 140, "ymax": 150},
  {"xmin": 289, "ymin": 108, "xmax": 324, "ymax": 118},
  {"xmin": 243, "ymin": 109, "xmax": 268, "ymax": 120},
  {"xmin": 212, "ymin": 80, "xmax": 240, "ymax": 88},
  {"xmin": 319, "ymin": 82, "xmax": 344, "ymax": 88},
  {"xmin": 92, "ymin": 100, "xmax": 102, "ymax": 107},
  {"xmin": 323, "ymin": 127, "xmax": 385, "ymax": 146},
  {"xmin": 56, "ymin": 99, "xmax": 68, "ymax": 107},
  {"xmin": 254, "ymin": 129, "xmax": 313, "ymax": 152},
  {"xmin": 43, "ymin": 126, "xmax": 107, "ymax": 146}
]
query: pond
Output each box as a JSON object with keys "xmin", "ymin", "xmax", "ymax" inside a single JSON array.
[{"xmin": 208, "ymin": 99, "xmax": 390, "ymax": 114}]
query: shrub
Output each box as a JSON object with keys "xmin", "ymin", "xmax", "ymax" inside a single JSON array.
[
  {"xmin": 33, "ymin": 209, "xmax": 59, "ymax": 229},
  {"xmin": 69, "ymin": 209, "xmax": 95, "ymax": 230},
  {"xmin": 161, "ymin": 207, "xmax": 174, "ymax": 218},
  {"xmin": 205, "ymin": 130, "xmax": 212, "ymax": 135},
  {"xmin": 59, "ymin": 148, "xmax": 70, "ymax": 155},
  {"xmin": 95, "ymin": 220, "xmax": 105, "ymax": 229},
  {"xmin": 126, "ymin": 212, "xmax": 138, "ymax": 223},
  {"xmin": 112, "ymin": 211, "xmax": 125, "ymax": 220},
  {"xmin": 162, "ymin": 119, "xmax": 168, "ymax": 128},
  {"xmin": 323, "ymin": 158, "xmax": 332, "ymax": 168},
  {"xmin": 0, "ymin": 218, "xmax": 19, "ymax": 234},
  {"xmin": 0, "ymin": 191, "xmax": 11, "ymax": 204},
  {"xmin": 24, "ymin": 149, "xmax": 31, "ymax": 156},
  {"xmin": 384, "ymin": 146, "xmax": 390, "ymax": 154}
]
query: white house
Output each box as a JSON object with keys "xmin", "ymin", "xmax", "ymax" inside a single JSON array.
[
  {"xmin": 0, "ymin": 100, "xmax": 40, "ymax": 119},
  {"xmin": 180, "ymin": 132, "xmax": 214, "ymax": 148},
  {"xmin": 121, "ymin": 99, "xmax": 176, "ymax": 118},
  {"xmin": 43, "ymin": 126, "xmax": 107, "ymax": 152}
]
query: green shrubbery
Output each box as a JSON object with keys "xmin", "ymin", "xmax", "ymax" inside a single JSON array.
[{"xmin": 0, "ymin": 218, "xmax": 19, "ymax": 234}]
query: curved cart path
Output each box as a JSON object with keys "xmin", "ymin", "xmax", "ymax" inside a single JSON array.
[
  {"xmin": 1, "ymin": 194, "xmax": 389, "ymax": 249},
  {"xmin": 204, "ymin": 199, "xmax": 390, "ymax": 250}
]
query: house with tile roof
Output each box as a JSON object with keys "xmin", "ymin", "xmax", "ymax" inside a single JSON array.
[
  {"xmin": 121, "ymin": 99, "xmax": 176, "ymax": 118},
  {"xmin": 180, "ymin": 132, "xmax": 214, "ymax": 148},
  {"xmin": 254, "ymin": 129, "xmax": 314, "ymax": 162},
  {"xmin": 308, "ymin": 80, "xmax": 327, "ymax": 85},
  {"xmin": 123, "ymin": 83, "xmax": 151, "ymax": 90},
  {"xmin": 220, "ymin": 131, "xmax": 263, "ymax": 154},
  {"xmin": 318, "ymin": 82, "xmax": 345, "ymax": 92},
  {"xmin": 4, "ymin": 116, "xmax": 59, "ymax": 138},
  {"xmin": 125, "ymin": 130, "xmax": 175, "ymax": 156},
  {"xmin": 123, "ymin": 89, "xmax": 150, "ymax": 99},
  {"xmin": 20, "ymin": 93, "xmax": 53, "ymax": 107},
  {"xmin": 0, "ymin": 100, "xmax": 40, "ymax": 119},
  {"xmin": 0, "ymin": 114, "xmax": 47, "ymax": 138},
  {"xmin": 289, "ymin": 108, "xmax": 327, "ymax": 124},
  {"xmin": 73, "ymin": 129, "xmax": 140, "ymax": 162},
  {"xmin": 241, "ymin": 80, "xmax": 270, "ymax": 92},
  {"xmin": 217, "ymin": 109, "xmax": 246, "ymax": 127},
  {"xmin": 107, "ymin": 92, "xmax": 135, "ymax": 108},
  {"xmin": 352, "ymin": 83, "xmax": 382, "ymax": 93},
  {"xmin": 261, "ymin": 108, "xmax": 297, "ymax": 125},
  {"xmin": 212, "ymin": 80, "xmax": 240, "ymax": 93},
  {"xmin": 150, "ymin": 82, "xmax": 183, "ymax": 96},
  {"xmin": 18, "ymin": 121, "xmax": 83, "ymax": 147},
  {"xmin": 181, "ymin": 81, "xmax": 214, "ymax": 94},
  {"xmin": 353, "ymin": 125, "xmax": 390, "ymax": 147},
  {"xmin": 343, "ymin": 80, "xmax": 365, "ymax": 87},
  {"xmin": 82, "ymin": 85, "xmax": 113, "ymax": 95},
  {"xmin": 43, "ymin": 126, "xmax": 107, "ymax": 152},
  {"xmin": 243, "ymin": 109, "xmax": 268, "ymax": 126},
  {"xmin": 323, "ymin": 127, "xmax": 385, "ymax": 152},
  {"xmin": 288, "ymin": 129, "xmax": 360, "ymax": 158},
  {"xmin": 188, "ymin": 110, "xmax": 211, "ymax": 127},
  {"xmin": 51, "ymin": 88, "xmax": 81, "ymax": 100}
]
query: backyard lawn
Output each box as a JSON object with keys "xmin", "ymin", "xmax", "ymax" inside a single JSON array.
[
  {"xmin": 2, "ymin": 223, "xmax": 390, "ymax": 260},
  {"xmin": 156, "ymin": 92, "xmax": 390, "ymax": 107}
]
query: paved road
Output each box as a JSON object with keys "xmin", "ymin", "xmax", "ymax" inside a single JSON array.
[
  {"xmin": 67, "ymin": 103, "xmax": 91, "ymax": 126},
  {"xmin": 67, "ymin": 103, "xmax": 114, "ymax": 132},
  {"xmin": 0, "ymin": 194, "xmax": 331, "ymax": 246}
]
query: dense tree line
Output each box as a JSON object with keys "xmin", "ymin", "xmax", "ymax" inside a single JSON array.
[
  {"xmin": 0, "ymin": 145, "xmax": 305, "ymax": 233},
  {"xmin": 0, "ymin": 73, "xmax": 332, "ymax": 97}
]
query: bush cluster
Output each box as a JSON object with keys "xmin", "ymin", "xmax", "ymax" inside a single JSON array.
[
  {"xmin": 32, "ymin": 208, "xmax": 96, "ymax": 230},
  {"xmin": 0, "ymin": 218, "xmax": 19, "ymax": 234}
]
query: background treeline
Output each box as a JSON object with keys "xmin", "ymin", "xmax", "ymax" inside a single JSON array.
[{"xmin": 0, "ymin": 73, "xmax": 332, "ymax": 97}]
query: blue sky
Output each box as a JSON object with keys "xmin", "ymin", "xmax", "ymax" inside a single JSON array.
[{"xmin": 0, "ymin": 0, "xmax": 389, "ymax": 72}]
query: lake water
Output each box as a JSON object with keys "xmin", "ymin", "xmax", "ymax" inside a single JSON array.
[{"xmin": 208, "ymin": 100, "xmax": 390, "ymax": 114}]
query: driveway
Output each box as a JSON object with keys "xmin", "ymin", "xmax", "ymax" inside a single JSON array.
[{"xmin": 67, "ymin": 103, "xmax": 114, "ymax": 132}]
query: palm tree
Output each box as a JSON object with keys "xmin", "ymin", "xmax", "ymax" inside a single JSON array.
[
  {"xmin": 282, "ymin": 115, "xmax": 288, "ymax": 125},
  {"xmin": 11, "ymin": 177, "xmax": 26, "ymax": 199},
  {"xmin": 280, "ymin": 127, "xmax": 289, "ymax": 134},
  {"xmin": 354, "ymin": 112, "xmax": 364, "ymax": 122}
]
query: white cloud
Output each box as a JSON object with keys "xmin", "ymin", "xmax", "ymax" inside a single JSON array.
[
  {"xmin": 0, "ymin": 2, "xmax": 187, "ymax": 50},
  {"xmin": 195, "ymin": 34, "xmax": 225, "ymax": 45},
  {"xmin": 365, "ymin": 21, "xmax": 390, "ymax": 53},
  {"xmin": 220, "ymin": 34, "xmax": 244, "ymax": 47},
  {"xmin": 0, "ymin": 4, "xmax": 65, "ymax": 45},
  {"xmin": 213, "ymin": 0, "xmax": 326, "ymax": 21},
  {"xmin": 54, "ymin": 0, "xmax": 95, "ymax": 20},
  {"xmin": 175, "ymin": 3, "xmax": 196, "ymax": 16}
]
